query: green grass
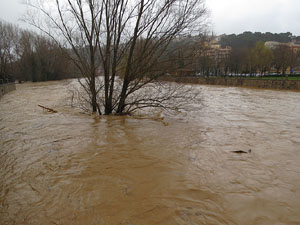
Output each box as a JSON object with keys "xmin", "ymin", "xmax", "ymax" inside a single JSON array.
[
  {"xmin": 195, "ymin": 75, "xmax": 300, "ymax": 81},
  {"xmin": 242, "ymin": 76, "xmax": 300, "ymax": 81}
]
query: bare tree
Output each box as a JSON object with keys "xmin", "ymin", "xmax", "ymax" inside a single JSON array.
[
  {"xmin": 0, "ymin": 20, "xmax": 19, "ymax": 81},
  {"xmin": 15, "ymin": 30, "xmax": 35, "ymax": 81},
  {"xmin": 272, "ymin": 44, "xmax": 297, "ymax": 80},
  {"xmin": 249, "ymin": 41, "xmax": 273, "ymax": 75},
  {"xmin": 14, "ymin": 29, "xmax": 72, "ymax": 82},
  {"xmin": 25, "ymin": 0, "xmax": 207, "ymax": 115},
  {"xmin": 226, "ymin": 47, "xmax": 250, "ymax": 75},
  {"xmin": 25, "ymin": 0, "xmax": 103, "ymax": 113}
]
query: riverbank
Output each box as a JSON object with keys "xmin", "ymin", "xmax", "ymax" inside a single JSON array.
[
  {"xmin": 161, "ymin": 76, "xmax": 300, "ymax": 91},
  {"xmin": 0, "ymin": 82, "xmax": 16, "ymax": 99}
]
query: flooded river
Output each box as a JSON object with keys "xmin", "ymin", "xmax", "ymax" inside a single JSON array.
[{"xmin": 0, "ymin": 81, "xmax": 300, "ymax": 225}]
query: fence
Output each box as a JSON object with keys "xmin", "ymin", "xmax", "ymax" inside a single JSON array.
[{"xmin": 0, "ymin": 79, "xmax": 16, "ymax": 99}]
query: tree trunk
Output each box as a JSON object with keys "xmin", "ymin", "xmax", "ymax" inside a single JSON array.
[
  {"xmin": 116, "ymin": 75, "xmax": 129, "ymax": 114},
  {"xmin": 116, "ymin": 0, "xmax": 144, "ymax": 114},
  {"xmin": 90, "ymin": 77, "xmax": 98, "ymax": 113}
]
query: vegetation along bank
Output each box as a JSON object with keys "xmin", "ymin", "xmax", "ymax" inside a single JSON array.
[{"xmin": 161, "ymin": 76, "xmax": 300, "ymax": 91}]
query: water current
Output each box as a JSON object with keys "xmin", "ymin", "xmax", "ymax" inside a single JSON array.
[{"xmin": 0, "ymin": 81, "xmax": 300, "ymax": 225}]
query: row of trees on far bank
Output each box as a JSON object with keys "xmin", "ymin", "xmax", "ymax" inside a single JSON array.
[
  {"xmin": 158, "ymin": 32, "xmax": 300, "ymax": 78},
  {"xmin": 219, "ymin": 32, "xmax": 300, "ymax": 76},
  {"xmin": 0, "ymin": 20, "xmax": 74, "ymax": 82},
  {"xmin": 194, "ymin": 39, "xmax": 300, "ymax": 77},
  {"xmin": 225, "ymin": 41, "xmax": 299, "ymax": 76}
]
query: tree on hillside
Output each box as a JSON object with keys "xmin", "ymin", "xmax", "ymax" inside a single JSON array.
[
  {"xmin": 220, "ymin": 32, "xmax": 295, "ymax": 49},
  {"xmin": 25, "ymin": 0, "xmax": 208, "ymax": 115}
]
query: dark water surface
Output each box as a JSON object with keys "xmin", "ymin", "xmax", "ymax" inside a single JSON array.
[{"xmin": 0, "ymin": 81, "xmax": 300, "ymax": 225}]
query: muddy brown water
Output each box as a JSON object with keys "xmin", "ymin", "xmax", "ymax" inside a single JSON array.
[{"xmin": 0, "ymin": 81, "xmax": 300, "ymax": 225}]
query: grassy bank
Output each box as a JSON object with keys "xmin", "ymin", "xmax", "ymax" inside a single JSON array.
[
  {"xmin": 201, "ymin": 75, "xmax": 300, "ymax": 81},
  {"xmin": 161, "ymin": 76, "xmax": 300, "ymax": 91}
]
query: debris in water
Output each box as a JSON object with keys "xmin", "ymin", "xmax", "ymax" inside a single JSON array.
[
  {"xmin": 231, "ymin": 149, "xmax": 251, "ymax": 154},
  {"xmin": 38, "ymin": 105, "xmax": 58, "ymax": 113}
]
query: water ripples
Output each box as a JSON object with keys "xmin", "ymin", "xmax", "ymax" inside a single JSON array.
[{"xmin": 0, "ymin": 81, "xmax": 300, "ymax": 224}]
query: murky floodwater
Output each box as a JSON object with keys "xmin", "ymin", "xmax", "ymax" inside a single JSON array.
[{"xmin": 0, "ymin": 81, "xmax": 300, "ymax": 225}]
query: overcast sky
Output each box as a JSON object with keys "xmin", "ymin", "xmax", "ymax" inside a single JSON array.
[
  {"xmin": 0, "ymin": 0, "xmax": 26, "ymax": 23},
  {"xmin": 206, "ymin": 0, "xmax": 300, "ymax": 35},
  {"xmin": 0, "ymin": 0, "xmax": 300, "ymax": 35}
]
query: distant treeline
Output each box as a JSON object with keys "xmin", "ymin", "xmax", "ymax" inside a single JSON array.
[
  {"xmin": 220, "ymin": 31, "xmax": 300, "ymax": 48},
  {"xmin": 2, "ymin": 20, "xmax": 300, "ymax": 83},
  {"xmin": 0, "ymin": 20, "xmax": 76, "ymax": 82},
  {"xmin": 212, "ymin": 32, "xmax": 300, "ymax": 76},
  {"xmin": 0, "ymin": 19, "xmax": 205, "ymax": 83}
]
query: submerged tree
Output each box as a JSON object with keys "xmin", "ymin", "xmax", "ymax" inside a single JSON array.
[{"xmin": 25, "ymin": 0, "xmax": 207, "ymax": 115}]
